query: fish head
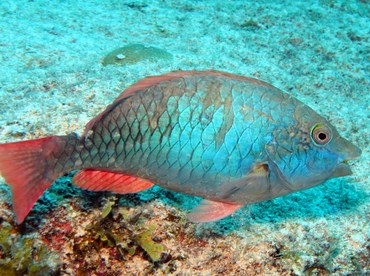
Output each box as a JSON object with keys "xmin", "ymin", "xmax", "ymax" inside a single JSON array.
[{"xmin": 267, "ymin": 103, "xmax": 362, "ymax": 191}]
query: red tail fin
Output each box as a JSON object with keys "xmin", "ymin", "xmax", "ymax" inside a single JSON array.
[{"xmin": 0, "ymin": 136, "xmax": 67, "ymax": 224}]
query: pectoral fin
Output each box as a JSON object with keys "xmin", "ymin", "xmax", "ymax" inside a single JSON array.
[
  {"xmin": 187, "ymin": 199, "xmax": 243, "ymax": 223},
  {"xmin": 219, "ymin": 162, "xmax": 270, "ymax": 200},
  {"xmin": 187, "ymin": 163, "xmax": 271, "ymax": 223}
]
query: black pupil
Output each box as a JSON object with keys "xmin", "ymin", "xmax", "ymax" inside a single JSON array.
[{"xmin": 318, "ymin": 132, "xmax": 327, "ymax": 141}]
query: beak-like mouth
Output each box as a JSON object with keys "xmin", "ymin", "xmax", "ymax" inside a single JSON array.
[
  {"xmin": 332, "ymin": 136, "xmax": 361, "ymax": 178},
  {"xmin": 332, "ymin": 160, "xmax": 353, "ymax": 178}
]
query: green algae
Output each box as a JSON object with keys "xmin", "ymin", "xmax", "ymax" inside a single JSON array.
[
  {"xmin": 102, "ymin": 44, "xmax": 172, "ymax": 66},
  {"xmin": 134, "ymin": 225, "xmax": 164, "ymax": 262},
  {"xmin": 101, "ymin": 198, "xmax": 115, "ymax": 218},
  {"xmin": 0, "ymin": 222, "xmax": 56, "ymax": 275},
  {"xmin": 73, "ymin": 203, "xmax": 166, "ymax": 269}
]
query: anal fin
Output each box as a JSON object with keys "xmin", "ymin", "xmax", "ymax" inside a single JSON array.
[
  {"xmin": 187, "ymin": 199, "xmax": 243, "ymax": 223},
  {"xmin": 72, "ymin": 169, "xmax": 154, "ymax": 194}
]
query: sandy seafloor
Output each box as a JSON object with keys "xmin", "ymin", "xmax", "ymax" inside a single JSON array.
[{"xmin": 0, "ymin": 0, "xmax": 369, "ymax": 275}]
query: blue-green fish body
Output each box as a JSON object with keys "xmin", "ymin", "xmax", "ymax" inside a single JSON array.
[{"xmin": 0, "ymin": 71, "xmax": 361, "ymax": 223}]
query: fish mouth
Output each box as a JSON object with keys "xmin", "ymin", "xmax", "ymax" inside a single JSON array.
[{"xmin": 332, "ymin": 160, "xmax": 353, "ymax": 178}]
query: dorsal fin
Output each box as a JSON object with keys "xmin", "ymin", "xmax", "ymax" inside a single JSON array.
[
  {"xmin": 82, "ymin": 70, "xmax": 272, "ymax": 137},
  {"xmin": 120, "ymin": 70, "xmax": 271, "ymax": 100}
]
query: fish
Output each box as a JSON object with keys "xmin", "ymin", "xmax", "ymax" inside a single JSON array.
[{"xmin": 0, "ymin": 71, "xmax": 362, "ymax": 224}]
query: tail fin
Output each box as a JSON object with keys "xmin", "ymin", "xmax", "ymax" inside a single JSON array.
[{"xmin": 0, "ymin": 136, "xmax": 69, "ymax": 224}]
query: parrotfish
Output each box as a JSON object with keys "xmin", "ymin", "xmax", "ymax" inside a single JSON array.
[{"xmin": 0, "ymin": 71, "xmax": 361, "ymax": 224}]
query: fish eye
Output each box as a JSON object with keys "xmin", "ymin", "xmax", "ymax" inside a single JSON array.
[{"xmin": 310, "ymin": 124, "xmax": 332, "ymax": 146}]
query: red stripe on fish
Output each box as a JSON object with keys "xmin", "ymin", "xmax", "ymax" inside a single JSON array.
[{"xmin": 73, "ymin": 169, "xmax": 154, "ymax": 193}]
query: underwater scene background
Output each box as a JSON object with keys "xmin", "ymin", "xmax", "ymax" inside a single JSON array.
[{"xmin": 0, "ymin": 0, "xmax": 369, "ymax": 274}]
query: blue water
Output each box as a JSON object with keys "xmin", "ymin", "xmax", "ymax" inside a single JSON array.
[{"xmin": 0, "ymin": 0, "xmax": 369, "ymax": 274}]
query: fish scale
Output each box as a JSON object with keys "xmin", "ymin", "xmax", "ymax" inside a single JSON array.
[
  {"xmin": 0, "ymin": 70, "xmax": 361, "ymax": 223},
  {"xmin": 85, "ymin": 76, "xmax": 278, "ymax": 189}
]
